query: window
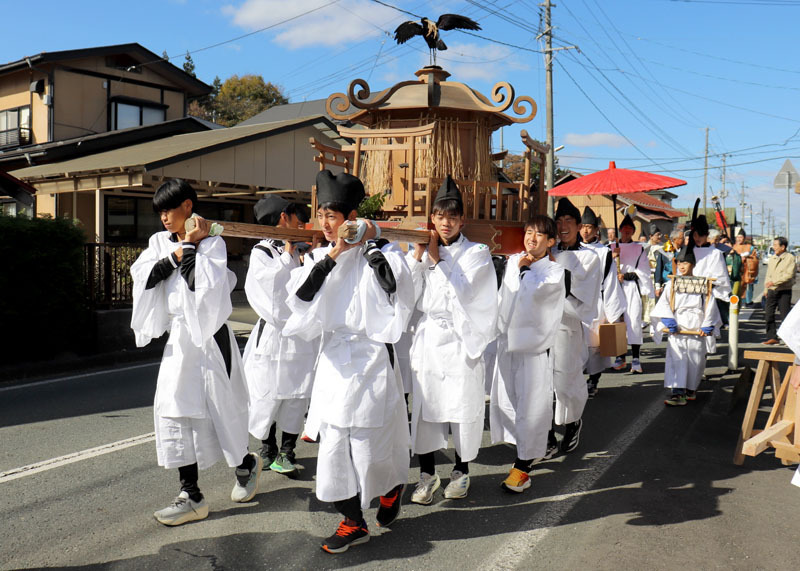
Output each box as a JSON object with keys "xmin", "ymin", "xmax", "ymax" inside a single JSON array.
[
  {"xmin": 110, "ymin": 97, "xmax": 166, "ymax": 131},
  {"xmin": 0, "ymin": 106, "xmax": 32, "ymax": 148}
]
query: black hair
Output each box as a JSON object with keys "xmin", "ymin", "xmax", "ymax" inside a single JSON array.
[
  {"xmin": 432, "ymin": 198, "xmax": 464, "ymax": 216},
  {"xmin": 524, "ymin": 214, "xmax": 557, "ymax": 240},
  {"xmin": 775, "ymin": 236, "xmax": 788, "ymax": 248},
  {"xmin": 261, "ymin": 202, "xmax": 308, "ymax": 226},
  {"xmin": 153, "ymin": 179, "xmax": 197, "ymax": 213},
  {"xmin": 318, "ymin": 201, "xmax": 355, "ymax": 216}
]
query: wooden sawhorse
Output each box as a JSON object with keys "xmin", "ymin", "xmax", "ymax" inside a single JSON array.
[{"xmin": 733, "ymin": 350, "xmax": 799, "ymax": 465}]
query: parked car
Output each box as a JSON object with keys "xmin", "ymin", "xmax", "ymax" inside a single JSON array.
[{"xmin": 762, "ymin": 246, "xmax": 774, "ymax": 265}]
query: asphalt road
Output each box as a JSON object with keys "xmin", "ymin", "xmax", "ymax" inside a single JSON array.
[{"xmin": 2, "ymin": 299, "xmax": 800, "ymax": 570}]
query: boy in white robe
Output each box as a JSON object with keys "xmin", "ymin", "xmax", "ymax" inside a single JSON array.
[
  {"xmin": 491, "ymin": 215, "xmax": 565, "ymax": 493},
  {"xmin": 283, "ymin": 170, "xmax": 414, "ymax": 554},
  {"xmin": 130, "ymin": 179, "xmax": 261, "ymax": 527},
  {"xmin": 650, "ymin": 239, "xmax": 721, "ymax": 406},
  {"xmin": 579, "ymin": 206, "xmax": 626, "ymax": 396},
  {"xmin": 242, "ymin": 196, "xmax": 317, "ymax": 478},
  {"xmin": 689, "ymin": 213, "xmax": 732, "ymax": 303},
  {"xmin": 407, "ymin": 176, "xmax": 498, "ymax": 504},
  {"xmin": 551, "ymin": 198, "xmax": 602, "ymax": 454},
  {"xmin": 777, "ymin": 303, "xmax": 800, "ymax": 487},
  {"xmin": 609, "ymin": 214, "xmax": 655, "ymax": 374}
]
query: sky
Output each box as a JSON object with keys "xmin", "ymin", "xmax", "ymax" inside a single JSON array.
[{"xmin": 4, "ymin": 0, "xmax": 800, "ymax": 243}]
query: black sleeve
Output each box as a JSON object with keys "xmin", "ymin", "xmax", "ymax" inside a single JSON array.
[
  {"xmin": 564, "ymin": 269, "xmax": 572, "ymax": 298},
  {"xmin": 622, "ymin": 272, "xmax": 639, "ymax": 282},
  {"xmin": 145, "ymin": 254, "xmax": 179, "ymax": 290},
  {"xmin": 180, "ymin": 245, "xmax": 196, "ymax": 292},
  {"xmin": 492, "ymin": 255, "xmax": 508, "ymax": 289},
  {"xmin": 296, "ymin": 255, "xmax": 337, "ymax": 302},
  {"xmin": 654, "ymin": 253, "xmax": 665, "ymax": 285},
  {"xmin": 603, "ymin": 249, "xmax": 614, "ymax": 280},
  {"xmin": 363, "ymin": 240, "xmax": 396, "ymax": 295}
]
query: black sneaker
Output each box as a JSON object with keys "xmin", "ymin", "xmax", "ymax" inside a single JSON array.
[
  {"xmin": 587, "ymin": 382, "xmax": 598, "ymax": 398},
  {"xmin": 259, "ymin": 443, "xmax": 277, "ymax": 467},
  {"xmin": 321, "ymin": 520, "xmax": 370, "ymax": 554},
  {"xmin": 561, "ymin": 419, "xmax": 582, "ymax": 453},
  {"xmin": 533, "ymin": 433, "xmax": 559, "ymax": 464},
  {"xmin": 376, "ymin": 484, "xmax": 404, "ymax": 527}
]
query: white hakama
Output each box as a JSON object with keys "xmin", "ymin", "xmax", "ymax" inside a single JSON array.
[
  {"xmin": 242, "ymin": 240, "xmax": 318, "ymax": 439},
  {"xmin": 609, "ymin": 241, "xmax": 655, "ymax": 346},
  {"xmin": 131, "ymin": 232, "xmax": 248, "ymax": 471},
  {"xmin": 582, "ymin": 241, "xmax": 627, "ymax": 375},
  {"xmin": 552, "ymin": 246, "xmax": 602, "ymax": 425},
  {"xmin": 777, "ymin": 303, "xmax": 800, "ymax": 487},
  {"xmin": 490, "ymin": 254, "xmax": 564, "ymax": 460},
  {"xmin": 650, "ymin": 280, "xmax": 721, "ymax": 391},
  {"xmin": 408, "ymin": 234, "xmax": 498, "ymax": 463},
  {"xmin": 284, "ymin": 242, "xmax": 413, "ymax": 508}
]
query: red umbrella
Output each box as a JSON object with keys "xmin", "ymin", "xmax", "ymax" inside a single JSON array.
[{"xmin": 549, "ymin": 161, "xmax": 687, "ymax": 232}]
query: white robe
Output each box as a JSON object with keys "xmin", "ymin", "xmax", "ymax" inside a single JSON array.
[
  {"xmin": 130, "ymin": 232, "xmax": 248, "ymax": 470},
  {"xmin": 490, "ymin": 254, "xmax": 564, "ymax": 460},
  {"xmin": 693, "ymin": 244, "xmax": 732, "ymax": 301},
  {"xmin": 777, "ymin": 303, "xmax": 800, "ymax": 487},
  {"xmin": 408, "ymin": 233, "xmax": 498, "ymax": 461},
  {"xmin": 283, "ymin": 241, "xmax": 413, "ymax": 508},
  {"xmin": 609, "ymin": 241, "xmax": 655, "ymax": 346},
  {"xmin": 242, "ymin": 239, "xmax": 319, "ymax": 439},
  {"xmin": 650, "ymin": 280, "xmax": 721, "ymax": 391},
  {"xmin": 552, "ymin": 245, "xmax": 602, "ymax": 425},
  {"xmin": 582, "ymin": 241, "xmax": 627, "ymax": 374}
]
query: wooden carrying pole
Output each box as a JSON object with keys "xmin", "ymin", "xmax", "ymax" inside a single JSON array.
[{"xmin": 187, "ymin": 219, "xmax": 431, "ymax": 244}]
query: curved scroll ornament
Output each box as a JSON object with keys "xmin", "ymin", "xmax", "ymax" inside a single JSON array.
[
  {"xmin": 490, "ymin": 82, "xmax": 515, "ymax": 113},
  {"xmin": 326, "ymin": 78, "xmax": 422, "ymax": 120},
  {"xmin": 506, "ymin": 95, "xmax": 537, "ymax": 124},
  {"xmin": 443, "ymin": 80, "xmax": 538, "ymax": 123}
]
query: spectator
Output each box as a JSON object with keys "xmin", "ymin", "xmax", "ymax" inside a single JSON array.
[
  {"xmin": 733, "ymin": 229, "xmax": 759, "ymax": 306},
  {"xmin": 762, "ymin": 237, "xmax": 797, "ymax": 345}
]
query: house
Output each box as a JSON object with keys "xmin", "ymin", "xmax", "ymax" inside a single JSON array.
[{"xmin": 0, "ymin": 43, "xmax": 212, "ymax": 213}]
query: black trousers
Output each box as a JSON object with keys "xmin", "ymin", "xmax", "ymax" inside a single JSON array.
[{"xmin": 765, "ymin": 289, "xmax": 792, "ymax": 340}]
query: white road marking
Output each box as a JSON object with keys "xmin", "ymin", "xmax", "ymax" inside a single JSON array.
[
  {"xmin": 483, "ymin": 396, "xmax": 665, "ymax": 570},
  {"xmin": 0, "ymin": 362, "xmax": 159, "ymax": 393},
  {"xmin": 0, "ymin": 433, "xmax": 155, "ymax": 484}
]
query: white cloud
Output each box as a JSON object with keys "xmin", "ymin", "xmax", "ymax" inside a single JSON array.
[
  {"xmin": 557, "ymin": 152, "xmax": 594, "ymax": 168},
  {"xmin": 646, "ymin": 140, "xmax": 658, "ymax": 148},
  {"xmin": 564, "ymin": 132, "xmax": 631, "ymax": 148},
  {"xmin": 222, "ymin": 0, "xmax": 401, "ymax": 49}
]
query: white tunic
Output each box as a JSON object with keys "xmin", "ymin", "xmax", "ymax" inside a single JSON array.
[
  {"xmin": 693, "ymin": 245, "xmax": 732, "ymax": 301},
  {"xmin": 551, "ymin": 245, "xmax": 602, "ymax": 425},
  {"xmin": 609, "ymin": 241, "xmax": 655, "ymax": 346},
  {"xmin": 283, "ymin": 241, "xmax": 413, "ymax": 507},
  {"xmin": 583, "ymin": 240, "xmax": 627, "ymax": 374},
  {"xmin": 242, "ymin": 239, "xmax": 319, "ymax": 439},
  {"xmin": 777, "ymin": 304, "xmax": 800, "ymax": 487},
  {"xmin": 490, "ymin": 254, "xmax": 565, "ymax": 460},
  {"xmin": 130, "ymin": 232, "xmax": 248, "ymax": 469},
  {"xmin": 408, "ymin": 234, "xmax": 498, "ymax": 430},
  {"xmin": 650, "ymin": 280, "xmax": 721, "ymax": 391}
]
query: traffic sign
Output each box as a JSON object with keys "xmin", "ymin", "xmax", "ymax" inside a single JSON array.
[{"xmin": 774, "ymin": 159, "xmax": 798, "ymax": 188}]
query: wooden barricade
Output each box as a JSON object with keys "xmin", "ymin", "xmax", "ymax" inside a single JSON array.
[{"xmin": 733, "ymin": 350, "xmax": 799, "ymax": 465}]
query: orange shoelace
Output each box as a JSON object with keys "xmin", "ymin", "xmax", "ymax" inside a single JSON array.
[
  {"xmin": 379, "ymin": 491, "xmax": 399, "ymax": 508},
  {"xmin": 336, "ymin": 521, "xmax": 361, "ymax": 537}
]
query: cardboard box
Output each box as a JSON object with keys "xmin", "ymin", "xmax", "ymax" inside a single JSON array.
[{"xmin": 599, "ymin": 322, "xmax": 627, "ymax": 357}]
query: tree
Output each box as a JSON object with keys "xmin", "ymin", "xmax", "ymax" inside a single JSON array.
[
  {"xmin": 213, "ymin": 75, "xmax": 288, "ymax": 126},
  {"xmin": 183, "ymin": 51, "xmax": 196, "ymax": 77},
  {"xmin": 501, "ymin": 149, "xmax": 570, "ymax": 188}
]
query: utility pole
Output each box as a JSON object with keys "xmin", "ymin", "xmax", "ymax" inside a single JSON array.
[
  {"xmin": 703, "ymin": 127, "xmax": 709, "ymax": 214},
  {"xmin": 543, "ymin": 0, "xmax": 555, "ymax": 217},
  {"xmin": 760, "ymin": 201, "xmax": 765, "ymax": 243},
  {"xmin": 740, "ymin": 181, "xmax": 746, "ymax": 234},
  {"xmin": 720, "ymin": 154, "xmax": 727, "ymax": 210}
]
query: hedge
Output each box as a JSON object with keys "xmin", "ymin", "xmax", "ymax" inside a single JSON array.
[{"xmin": 0, "ymin": 215, "xmax": 89, "ymax": 362}]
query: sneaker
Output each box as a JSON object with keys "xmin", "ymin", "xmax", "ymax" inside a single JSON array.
[
  {"xmin": 259, "ymin": 443, "xmax": 277, "ymax": 467},
  {"xmin": 301, "ymin": 431, "xmax": 319, "ymax": 443},
  {"xmin": 630, "ymin": 359, "xmax": 643, "ymax": 374},
  {"xmin": 685, "ymin": 390, "xmax": 697, "ymax": 401},
  {"xmin": 444, "ymin": 470, "xmax": 470, "ymax": 499},
  {"xmin": 561, "ymin": 419, "xmax": 582, "ymax": 453},
  {"xmin": 154, "ymin": 491, "xmax": 209, "ymax": 526},
  {"xmin": 534, "ymin": 432, "xmax": 559, "ymax": 464},
  {"xmin": 376, "ymin": 484, "xmax": 404, "ymax": 527},
  {"xmin": 665, "ymin": 394, "xmax": 687, "ymax": 406},
  {"xmin": 231, "ymin": 452, "xmax": 263, "ymax": 503},
  {"xmin": 587, "ymin": 381, "xmax": 598, "ymax": 398},
  {"xmin": 269, "ymin": 452, "xmax": 299, "ymax": 478},
  {"xmin": 613, "ymin": 357, "xmax": 626, "ymax": 370},
  {"xmin": 502, "ymin": 467, "xmax": 531, "ymax": 493},
  {"xmin": 410, "ymin": 472, "xmax": 440, "ymax": 505},
  {"xmin": 321, "ymin": 520, "xmax": 369, "ymax": 554}
]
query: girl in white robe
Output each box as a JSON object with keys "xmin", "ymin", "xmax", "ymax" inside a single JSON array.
[
  {"xmin": 650, "ymin": 252, "xmax": 721, "ymax": 406},
  {"xmin": 491, "ymin": 215, "xmax": 565, "ymax": 493},
  {"xmin": 777, "ymin": 303, "xmax": 800, "ymax": 487},
  {"xmin": 242, "ymin": 235, "xmax": 319, "ymax": 476},
  {"xmin": 130, "ymin": 179, "xmax": 257, "ymax": 527}
]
